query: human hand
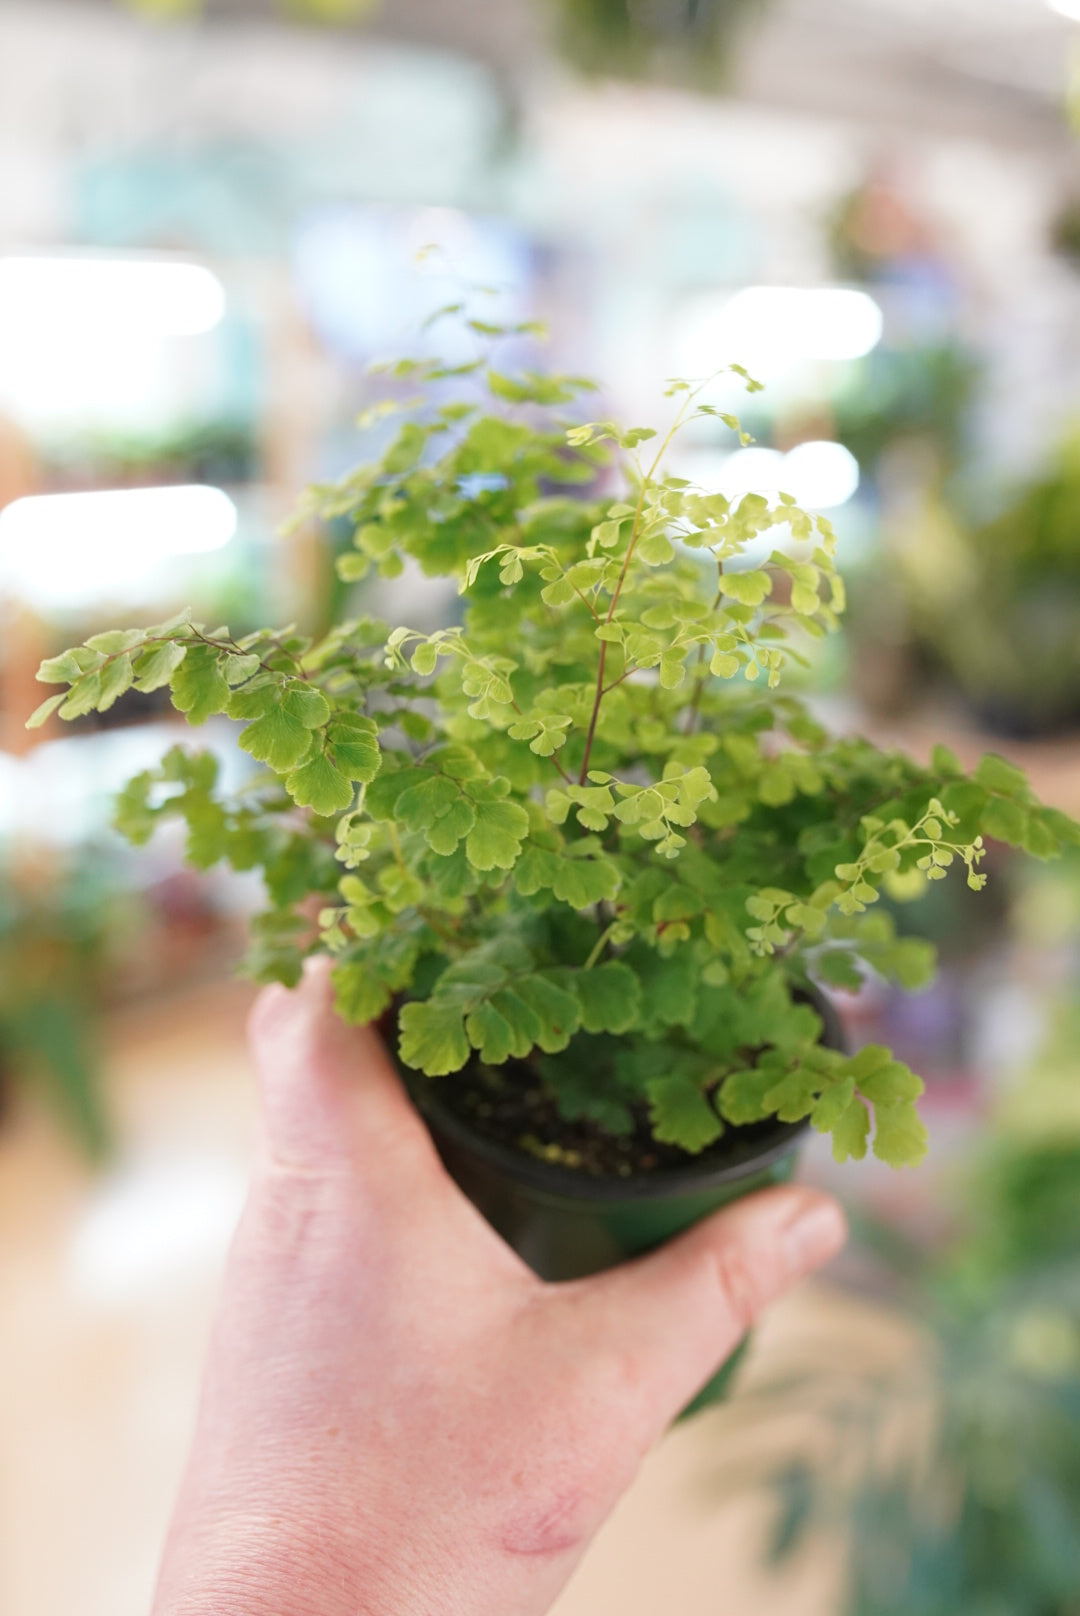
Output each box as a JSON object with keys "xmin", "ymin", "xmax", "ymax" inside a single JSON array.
[{"xmin": 152, "ymin": 959, "xmax": 847, "ymax": 1616}]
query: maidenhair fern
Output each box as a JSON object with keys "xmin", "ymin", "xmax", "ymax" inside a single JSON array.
[{"xmin": 32, "ymin": 323, "xmax": 1080, "ymax": 1168}]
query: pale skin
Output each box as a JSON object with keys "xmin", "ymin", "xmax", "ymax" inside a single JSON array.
[{"xmin": 152, "ymin": 959, "xmax": 847, "ymax": 1616}]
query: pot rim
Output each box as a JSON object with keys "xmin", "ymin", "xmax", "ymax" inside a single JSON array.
[
  {"xmin": 397, "ymin": 983, "xmax": 842, "ymax": 1206},
  {"xmin": 407, "ymin": 1074, "xmax": 812, "ymax": 1203}
]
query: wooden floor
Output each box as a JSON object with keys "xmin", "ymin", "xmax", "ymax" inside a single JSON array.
[{"xmin": 0, "ymin": 980, "xmax": 916, "ymax": 1616}]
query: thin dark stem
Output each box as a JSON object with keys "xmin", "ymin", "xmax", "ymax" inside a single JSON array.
[
  {"xmin": 578, "ymin": 640, "xmax": 608, "ymax": 784},
  {"xmin": 684, "ymin": 580, "xmax": 724, "ymax": 736},
  {"xmin": 600, "ymin": 667, "xmax": 636, "ymax": 697},
  {"xmin": 577, "ymin": 392, "xmax": 698, "ymax": 785},
  {"xmin": 683, "ymin": 648, "xmax": 708, "ymax": 735}
]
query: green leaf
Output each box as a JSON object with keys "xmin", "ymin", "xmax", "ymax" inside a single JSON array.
[
  {"xmin": 97, "ymin": 654, "xmax": 134, "ymax": 711},
  {"xmin": 658, "ymin": 649, "xmax": 686, "ymax": 689},
  {"xmin": 810, "ymin": 1076, "xmax": 856, "ymax": 1133},
  {"xmin": 241, "ymin": 910, "xmax": 307, "ymax": 989},
  {"xmin": 646, "ymin": 1077, "xmax": 723, "ymax": 1153},
  {"xmin": 762, "ymin": 1065, "xmax": 821, "ymax": 1123},
  {"xmin": 464, "ymin": 1001, "xmax": 518, "ymax": 1065},
  {"xmin": 636, "ymin": 528, "xmax": 675, "ymax": 565},
  {"xmin": 514, "ymin": 974, "xmax": 580, "ymax": 1053},
  {"xmin": 857, "ymin": 1058, "xmax": 924, "ymax": 1108},
  {"xmin": 465, "ymin": 795, "xmax": 529, "ymax": 871},
  {"xmin": 636, "ymin": 950, "xmax": 697, "ymax": 1028},
  {"xmin": 327, "ymin": 714, "xmax": 381, "ymax": 783},
  {"xmin": 284, "ymin": 684, "xmax": 332, "ymax": 729},
  {"xmin": 574, "ymin": 961, "xmax": 642, "ymax": 1035},
  {"xmin": 552, "ymin": 852, "xmax": 620, "ymax": 909},
  {"xmin": 720, "ymin": 571, "xmax": 772, "ymax": 606},
  {"xmin": 974, "ymin": 753, "xmax": 1028, "ymax": 798},
  {"xmin": 487, "ymin": 989, "xmax": 544, "ymax": 1058},
  {"xmin": 981, "ymin": 797, "xmax": 1028, "ymax": 845},
  {"xmin": 37, "ymin": 650, "xmax": 90, "ymax": 684},
  {"xmin": 513, "ymin": 844, "xmax": 561, "ymax": 897},
  {"xmin": 85, "ymin": 628, "xmax": 144, "ymax": 654},
  {"xmin": 830, "ymin": 1098, "xmax": 870, "ymax": 1163},
  {"xmin": 540, "ymin": 576, "xmax": 575, "ymax": 606},
  {"xmin": 398, "ymin": 999, "xmax": 470, "ymax": 1076},
  {"xmin": 397, "ymin": 775, "xmax": 476, "ymax": 855},
  {"xmin": 717, "ymin": 1066, "xmax": 775, "ymax": 1124},
  {"xmin": 332, "ymin": 960, "xmax": 392, "ymax": 1025},
  {"xmin": 58, "ymin": 672, "xmax": 103, "ymax": 719},
  {"xmin": 286, "ymin": 753, "xmax": 354, "ymax": 814},
  {"xmin": 883, "ymin": 938, "xmax": 937, "ymax": 992},
  {"xmin": 26, "ymin": 692, "xmax": 65, "ymax": 729},
  {"xmin": 224, "ymin": 652, "xmax": 262, "ymax": 685},
  {"xmin": 872, "ymin": 1102, "xmax": 928, "ymax": 1168},
  {"xmin": 238, "ymin": 701, "xmax": 313, "ymax": 772},
  {"xmin": 930, "ymin": 743, "xmax": 961, "ymax": 776},
  {"xmin": 337, "ymin": 551, "xmax": 370, "ymax": 582},
  {"xmin": 133, "ymin": 640, "xmax": 187, "ymax": 692},
  {"xmin": 171, "ymin": 644, "xmax": 230, "ymax": 725},
  {"xmin": 1022, "ymin": 813, "xmax": 1061, "ymax": 860}
]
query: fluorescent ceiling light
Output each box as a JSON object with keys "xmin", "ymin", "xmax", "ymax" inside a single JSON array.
[
  {"xmin": 1047, "ymin": 0, "xmax": 1080, "ymax": 19},
  {"xmin": 0, "ymin": 485, "xmax": 237, "ymax": 607},
  {"xmin": 683, "ymin": 440, "xmax": 860, "ymax": 510},
  {"xmin": 781, "ymin": 440, "xmax": 861, "ymax": 508},
  {"xmin": 69, "ymin": 1154, "xmax": 247, "ymax": 1305},
  {"xmin": 712, "ymin": 445, "xmax": 785, "ymax": 500},
  {"xmin": 0, "ymin": 255, "xmax": 226, "ymax": 336},
  {"xmin": 676, "ymin": 286, "xmax": 883, "ymax": 382}
]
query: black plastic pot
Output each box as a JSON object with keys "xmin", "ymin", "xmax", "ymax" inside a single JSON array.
[{"xmin": 403, "ymin": 989, "xmax": 845, "ymax": 1417}]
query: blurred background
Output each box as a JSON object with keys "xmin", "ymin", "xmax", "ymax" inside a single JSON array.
[{"xmin": 2, "ymin": 1, "xmax": 1080, "ymax": 1612}]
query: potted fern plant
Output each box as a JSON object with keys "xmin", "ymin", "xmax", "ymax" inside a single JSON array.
[{"xmin": 30, "ymin": 320, "xmax": 1080, "ymax": 1407}]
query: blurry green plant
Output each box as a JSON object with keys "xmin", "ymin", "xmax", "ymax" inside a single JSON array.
[
  {"xmin": 832, "ymin": 344, "xmax": 979, "ymax": 480},
  {"xmin": 0, "ymin": 856, "xmax": 132, "ymax": 1156},
  {"xmin": 549, "ymin": 0, "xmax": 763, "ymax": 84},
  {"xmin": 25, "ymin": 316, "xmax": 1080, "ymax": 1169},
  {"xmin": 899, "ymin": 433, "xmax": 1080, "ymax": 737},
  {"xmin": 1051, "ymin": 197, "xmax": 1080, "ymax": 274},
  {"xmin": 47, "ymin": 419, "xmax": 260, "ymax": 487},
  {"xmin": 757, "ymin": 1006, "xmax": 1080, "ymax": 1613}
]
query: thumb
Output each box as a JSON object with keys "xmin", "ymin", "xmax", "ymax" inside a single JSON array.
[
  {"xmin": 247, "ymin": 956, "xmax": 438, "ymax": 1177},
  {"xmin": 575, "ymin": 1186, "xmax": 846, "ymax": 1437}
]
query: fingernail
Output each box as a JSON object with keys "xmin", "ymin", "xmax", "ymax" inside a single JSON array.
[{"xmin": 782, "ymin": 1199, "xmax": 847, "ymax": 1273}]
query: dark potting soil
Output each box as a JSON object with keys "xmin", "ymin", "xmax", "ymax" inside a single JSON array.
[{"xmin": 426, "ymin": 1052, "xmax": 791, "ymax": 1180}]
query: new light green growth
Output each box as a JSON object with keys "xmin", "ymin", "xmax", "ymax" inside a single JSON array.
[{"xmin": 31, "ymin": 323, "xmax": 1080, "ymax": 1168}]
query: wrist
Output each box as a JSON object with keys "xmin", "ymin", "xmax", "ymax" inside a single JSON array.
[
  {"xmin": 152, "ymin": 1507, "xmax": 489, "ymax": 1616},
  {"xmin": 153, "ymin": 1513, "xmax": 368, "ymax": 1616}
]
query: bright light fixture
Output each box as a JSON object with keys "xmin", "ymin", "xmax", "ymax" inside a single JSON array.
[
  {"xmin": 780, "ymin": 440, "xmax": 861, "ymax": 508},
  {"xmin": 0, "ymin": 485, "xmax": 237, "ymax": 607},
  {"xmin": 1046, "ymin": 0, "xmax": 1080, "ymax": 20},
  {"xmin": 0, "ymin": 255, "xmax": 226, "ymax": 336},
  {"xmin": 695, "ymin": 440, "xmax": 859, "ymax": 509},
  {"xmin": 676, "ymin": 286, "xmax": 883, "ymax": 381},
  {"xmin": 69, "ymin": 1153, "xmax": 247, "ymax": 1305}
]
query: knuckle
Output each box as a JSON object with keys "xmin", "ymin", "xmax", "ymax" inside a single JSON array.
[
  {"xmin": 708, "ymin": 1239, "xmax": 778, "ymax": 1331},
  {"xmin": 247, "ymin": 981, "xmax": 295, "ymax": 1049}
]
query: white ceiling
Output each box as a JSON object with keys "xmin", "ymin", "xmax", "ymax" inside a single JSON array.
[{"xmin": 40, "ymin": 0, "xmax": 1076, "ymax": 149}]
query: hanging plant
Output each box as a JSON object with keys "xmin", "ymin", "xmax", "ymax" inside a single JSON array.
[
  {"xmin": 900, "ymin": 432, "xmax": 1080, "ymax": 738},
  {"xmin": 549, "ymin": 0, "xmax": 764, "ymax": 85},
  {"xmin": 1050, "ymin": 196, "xmax": 1080, "ymax": 275}
]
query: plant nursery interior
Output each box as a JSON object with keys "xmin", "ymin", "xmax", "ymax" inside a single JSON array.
[{"xmin": 3, "ymin": 1, "xmax": 1080, "ymax": 1612}]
